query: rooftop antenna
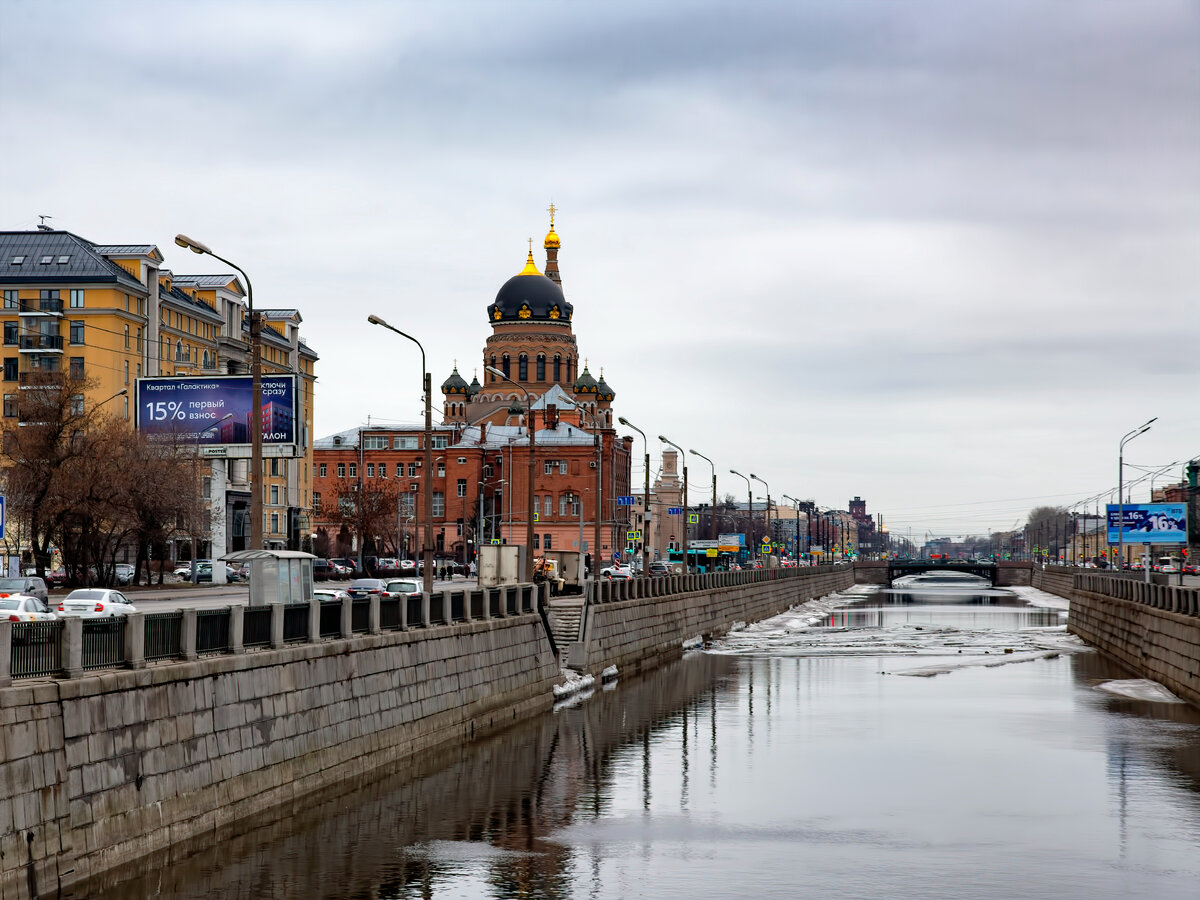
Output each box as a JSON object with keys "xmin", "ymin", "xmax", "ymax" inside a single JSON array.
[{"xmin": 37, "ymin": 214, "xmax": 53, "ymax": 231}]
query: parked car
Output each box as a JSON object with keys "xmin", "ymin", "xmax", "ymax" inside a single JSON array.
[
  {"xmin": 384, "ymin": 579, "xmax": 422, "ymax": 599},
  {"xmin": 329, "ymin": 558, "xmax": 359, "ymax": 578},
  {"xmin": 57, "ymin": 589, "xmax": 137, "ymax": 618},
  {"xmin": 399, "ymin": 559, "xmax": 417, "ymax": 574},
  {"xmin": 0, "ymin": 594, "xmax": 56, "ymax": 622},
  {"xmin": 114, "ymin": 563, "xmax": 135, "ymax": 585},
  {"xmin": 174, "ymin": 561, "xmax": 239, "ymax": 582},
  {"xmin": 313, "ymin": 588, "xmax": 352, "ymax": 603},
  {"xmin": 600, "ymin": 565, "xmax": 633, "ymax": 580},
  {"xmin": 648, "ymin": 561, "xmax": 672, "ymax": 576},
  {"xmin": 346, "ymin": 578, "xmax": 389, "ymax": 598},
  {"xmin": 0, "ymin": 576, "xmax": 49, "ymax": 603},
  {"xmin": 312, "ymin": 559, "xmax": 335, "ymax": 581}
]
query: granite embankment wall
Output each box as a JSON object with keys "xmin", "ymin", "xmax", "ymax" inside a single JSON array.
[
  {"xmin": 574, "ymin": 565, "xmax": 855, "ymax": 673},
  {"xmin": 1, "ymin": 567, "xmax": 853, "ymax": 898},
  {"xmin": 1, "ymin": 612, "xmax": 559, "ymax": 899},
  {"xmin": 1032, "ymin": 567, "xmax": 1200, "ymax": 708}
]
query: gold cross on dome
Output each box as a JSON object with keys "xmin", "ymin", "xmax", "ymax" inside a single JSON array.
[
  {"xmin": 527, "ymin": 237, "xmax": 533, "ymax": 253},
  {"xmin": 547, "ymin": 202, "xmax": 557, "ymax": 226}
]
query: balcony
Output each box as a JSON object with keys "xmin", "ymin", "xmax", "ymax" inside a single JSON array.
[
  {"xmin": 18, "ymin": 299, "xmax": 63, "ymax": 315},
  {"xmin": 18, "ymin": 335, "xmax": 63, "ymax": 352},
  {"xmin": 18, "ymin": 371, "xmax": 63, "ymax": 388}
]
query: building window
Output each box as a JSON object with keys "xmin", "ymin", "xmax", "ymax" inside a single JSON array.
[
  {"xmin": 457, "ymin": 478, "xmax": 466, "ymax": 498},
  {"xmin": 533, "ymin": 534, "xmax": 540, "ymax": 550},
  {"xmin": 543, "ymin": 495, "xmax": 553, "ymax": 517},
  {"xmin": 560, "ymin": 460, "xmax": 568, "ymax": 475},
  {"xmin": 69, "ymin": 357, "xmax": 83, "ymax": 379},
  {"xmin": 348, "ymin": 463, "xmax": 357, "ymax": 478},
  {"xmin": 270, "ymin": 512, "xmax": 279, "ymax": 534},
  {"xmin": 365, "ymin": 436, "xmax": 388, "ymax": 450},
  {"xmin": 70, "ymin": 289, "xmax": 84, "ymax": 308},
  {"xmin": 123, "ymin": 360, "xmax": 129, "ymax": 385},
  {"xmin": 536, "ymin": 355, "xmax": 545, "ymax": 381},
  {"xmin": 123, "ymin": 396, "xmax": 129, "ymax": 420},
  {"xmin": 397, "ymin": 463, "xmax": 404, "ymax": 477},
  {"xmin": 136, "ymin": 328, "xmax": 142, "ymax": 352},
  {"xmin": 2, "ymin": 394, "xmax": 14, "ymax": 417},
  {"xmin": 432, "ymin": 435, "xmax": 448, "ymax": 450},
  {"xmin": 270, "ymin": 485, "xmax": 279, "ymax": 504},
  {"xmin": 436, "ymin": 463, "xmax": 445, "ymax": 477},
  {"xmin": 394, "ymin": 436, "xmax": 418, "ymax": 449},
  {"xmin": 544, "ymin": 534, "xmax": 552, "ymax": 550},
  {"xmin": 483, "ymin": 464, "xmax": 493, "ymax": 477},
  {"xmin": 319, "ymin": 463, "xmax": 327, "ymax": 477},
  {"xmin": 70, "ymin": 394, "xmax": 84, "ymax": 416},
  {"xmin": 502, "ymin": 354, "xmax": 510, "ymax": 378},
  {"xmin": 175, "ymin": 340, "xmax": 182, "ymax": 361},
  {"xmin": 337, "ymin": 463, "xmax": 346, "ymax": 478},
  {"xmin": 518, "ymin": 355, "xmax": 528, "ymax": 381},
  {"xmin": 270, "ymin": 458, "xmax": 280, "ymax": 476},
  {"xmin": 313, "ymin": 492, "xmax": 322, "ymax": 513},
  {"xmin": 69, "ymin": 321, "xmax": 84, "ymax": 345},
  {"xmin": 378, "ymin": 464, "xmax": 386, "ymax": 478},
  {"xmin": 544, "ymin": 461, "xmax": 554, "ymax": 475},
  {"xmin": 433, "ymin": 492, "xmax": 445, "ymax": 517},
  {"xmin": 553, "ymin": 355, "xmax": 561, "ymax": 382},
  {"xmin": 408, "ymin": 463, "xmax": 418, "ymax": 477},
  {"xmin": 2, "ymin": 358, "xmax": 15, "ymax": 381},
  {"xmin": 560, "ymin": 494, "xmax": 569, "ymax": 516},
  {"xmin": 3, "ymin": 290, "xmax": 16, "ymax": 309},
  {"xmin": 399, "ymin": 494, "xmax": 414, "ymax": 516},
  {"xmin": 2, "ymin": 323, "xmax": 14, "ymax": 346},
  {"xmin": 367, "ymin": 463, "xmax": 375, "ymax": 477}
]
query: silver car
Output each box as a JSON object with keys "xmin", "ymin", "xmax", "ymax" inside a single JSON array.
[{"xmin": 0, "ymin": 577, "xmax": 49, "ymax": 604}]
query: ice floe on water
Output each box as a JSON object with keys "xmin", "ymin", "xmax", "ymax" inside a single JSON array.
[
  {"xmin": 707, "ymin": 582, "xmax": 1090, "ymax": 679},
  {"xmin": 1096, "ymin": 678, "xmax": 1185, "ymax": 703},
  {"xmin": 1006, "ymin": 584, "xmax": 1071, "ymax": 610}
]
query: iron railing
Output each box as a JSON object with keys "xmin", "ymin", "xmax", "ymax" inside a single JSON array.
[
  {"xmin": 82, "ymin": 619, "xmax": 125, "ymax": 670},
  {"xmin": 243, "ymin": 607, "xmax": 272, "ymax": 648},
  {"xmin": 10, "ymin": 621, "xmax": 62, "ymax": 679},
  {"xmin": 145, "ymin": 612, "xmax": 183, "ymax": 661},
  {"xmin": 196, "ymin": 610, "xmax": 230, "ymax": 654}
]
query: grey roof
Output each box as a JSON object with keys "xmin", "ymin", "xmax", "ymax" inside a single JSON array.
[
  {"xmin": 313, "ymin": 422, "xmax": 456, "ymax": 451},
  {"xmin": 530, "ymin": 384, "xmax": 578, "ymax": 411},
  {"xmin": 0, "ymin": 231, "xmax": 146, "ymax": 291},
  {"xmin": 91, "ymin": 244, "xmax": 159, "ymax": 257},
  {"xmin": 173, "ymin": 274, "xmax": 245, "ymax": 293},
  {"xmin": 260, "ymin": 308, "xmax": 302, "ymax": 319},
  {"xmin": 160, "ymin": 281, "xmax": 223, "ymax": 320}
]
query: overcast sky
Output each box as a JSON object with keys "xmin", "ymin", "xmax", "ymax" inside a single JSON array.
[{"xmin": 3, "ymin": 0, "xmax": 1198, "ymax": 540}]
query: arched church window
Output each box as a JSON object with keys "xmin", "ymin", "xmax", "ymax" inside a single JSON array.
[
  {"xmin": 502, "ymin": 355, "xmax": 510, "ymax": 378},
  {"xmin": 553, "ymin": 355, "xmax": 561, "ymax": 382},
  {"xmin": 537, "ymin": 355, "xmax": 545, "ymax": 381},
  {"xmin": 518, "ymin": 354, "xmax": 528, "ymax": 381},
  {"xmin": 489, "ymin": 355, "xmax": 497, "ymax": 380}
]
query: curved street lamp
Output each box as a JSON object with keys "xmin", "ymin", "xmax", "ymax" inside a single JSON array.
[
  {"xmin": 618, "ymin": 416, "xmax": 650, "ymax": 575},
  {"xmin": 175, "ymin": 234, "xmax": 263, "ymax": 550},
  {"xmin": 1118, "ymin": 417, "xmax": 1156, "ymax": 578},
  {"xmin": 782, "ymin": 493, "xmax": 802, "ymax": 562},
  {"xmin": 485, "ymin": 366, "xmax": 535, "ymax": 583},
  {"xmin": 729, "ymin": 469, "xmax": 752, "ymax": 561},
  {"xmin": 689, "ymin": 449, "xmax": 718, "ymax": 550},
  {"xmin": 750, "ymin": 473, "xmax": 770, "ymax": 559},
  {"xmin": 368, "ymin": 314, "xmax": 434, "ymax": 596},
  {"xmin": 659, "ymin": 435, "xmax": 688, "ymax": 573}
]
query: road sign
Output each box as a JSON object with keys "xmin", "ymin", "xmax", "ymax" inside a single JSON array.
[
  {"xmin": 617, "ymin": 495, "xmax": 635, "ymax": 506},
  {"xmin": 688, "ymin": 513, "xmax": 699, "ymax": 524},
  {"xmin": 613, "ymin": 552, "xmax": 620, "ymax": 562},
  {"xmin": 0, "ymin": 495, "xmax": 5, "ymax": 532},
  {"xmin": 668, "ymin": 507, "xmax": 683, "ymax": 515},
  {"xmin": 533, "ymin": 512, "xmax": 539, "ymax": 522},
  {"xmin": 490, "ymin": 538, "xmax": 501, "ymax": 545},
  {"xmin": 627, "ymin": 530, "xmax": 642, "ymax": 541}
]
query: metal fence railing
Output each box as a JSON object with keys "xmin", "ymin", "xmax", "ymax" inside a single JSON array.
[
  {"xmin": 318, "ymin": 601, "xmax": 340, "ymax": 639},
  {"xmin": 243, "ymin": 607, "xmax": 272, "ymax": 648},
  {"xmin": 10, "ymin": 621, "xmax": 62, "ymax": 679},
  {"xmin": 283, "ymin": 603, "xmax": 310, "ymax": 643},
  {"xmin": 196, "ymin": 610, "xmax": 230, "ymax": 655},
  {"xmin": 351, "ymin": 599, "xmax": 370, "ymax": 634},
  {"xmin": 145, "ymin": 612, "xmax": 183, "ymax": 662},
  {"xmin": 82, "ymin": 619, "xmax": 125, "ymax": 670},
  {"xmin": 380, "ymin": 598, "xmax": 401, "ymax": 630}
]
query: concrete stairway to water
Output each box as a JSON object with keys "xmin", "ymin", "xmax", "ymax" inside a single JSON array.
[{"xmin": 546, "ymin": 596, "xmax": 585, "ymax": 654}]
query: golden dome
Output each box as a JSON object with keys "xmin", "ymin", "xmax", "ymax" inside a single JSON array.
[{"xmin": 544, "ymin": 228, "xmax": 560, "ymax": 250}]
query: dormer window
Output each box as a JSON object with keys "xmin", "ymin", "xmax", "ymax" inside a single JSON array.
[{"xmin": 10, "ymin": 256, "xmax": 24, "ymax": 265}]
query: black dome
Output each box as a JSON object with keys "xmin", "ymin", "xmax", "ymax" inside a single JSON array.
[{"xmin": 488, "ymin": 273, "xmax": 573, "ymax": 324}]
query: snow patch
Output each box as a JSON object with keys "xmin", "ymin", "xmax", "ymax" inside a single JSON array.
[
  {"xmin": 1007, "ymin": 585, "xmax": 1070, "ymax": 611},
  {"xmin": 682, "ymin": 635, "xmax": 704, "ymax": 651},
  {"xmin": 600, "ymin": 665, "xmax": 619, "ymax": 683},
  {"xmin": 889, "ymin": 650, "xmax": 1061, "ymax": 677},
  {"xmin": 553, "ymin": 670, "xmax": 595, "ymax": 699},
  {"xmin": 1096, "ymin": 678, "xmax": 1185, "ymax": 703}
]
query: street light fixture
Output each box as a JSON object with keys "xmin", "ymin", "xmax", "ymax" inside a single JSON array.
[
  {"xmin": 1118, "ymin": 417, "xmax": 1156, "ymax": 575},
  {"xmin": 729, "ymin": 469, "xmax": 752, "ymax": 561},
  {"xmin": 618, "ymin": 416, "xmax": 650, "ymax": 575},
  {"xmin": 750, "ymin": 474, "xmax": 770, "ymax": 559},
  {"xmin": 176, "ymin": 234, "xmax": 263, "ymax": 551},
  {"xmin": 689, "ymin": 449, "xmax": 718, "ymax": 548},
  {"xmin": 659, "ymin": 435, "xmax": 688, "ymax": 573},
  {"xmin": 782, "ymin": 494, "xmax": 802, "ymax": 562},
  {"xmin": 485, "ymin": 365, "xmax": 536, "ymax": 583},
  {"xmin": 368, "ymin": 314, "xmax": 434, "ymax": 596}
]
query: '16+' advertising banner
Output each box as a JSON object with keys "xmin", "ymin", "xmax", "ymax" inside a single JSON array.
[
  {"xmin": 1105, "ymin": 503, "xmax": 1187, "ymax": 545},
  {"xmin": 135, "ymin": 375, "xmax": 297, "ymax": 446}
]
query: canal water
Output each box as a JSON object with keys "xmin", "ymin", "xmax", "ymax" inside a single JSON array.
[{"xmin": 81, "ymin": 576, "xmax": 1200, "ymax": 899}]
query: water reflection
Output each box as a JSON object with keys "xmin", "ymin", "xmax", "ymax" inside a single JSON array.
[{"xmin": 77, "ymin": 581, "xmax": 1200, "ymax": 899}]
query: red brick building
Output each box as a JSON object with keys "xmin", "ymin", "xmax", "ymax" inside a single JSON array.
[{"xmin": 313, "ymin": 213, "xmax": 633, "ymax": 567}]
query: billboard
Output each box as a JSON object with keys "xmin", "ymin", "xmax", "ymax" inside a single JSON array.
[
  {"xmin": 1106, "ymin": 503, "xmax": 1187, "ymax": 545},
  {"xmin": 136, "ymin": 375, "xmax": 297, "ymax": 456}
]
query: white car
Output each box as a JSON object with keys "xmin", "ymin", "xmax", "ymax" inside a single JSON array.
[
  {"xmin": 0, "ymin": 594, "xmax": 57, "ymax": 622},
  {"xmin": 313, "ymin": 589, "xmax": 351, "ymax": 603},
  {"xmin": 57, "ymin": 589, "xmax": 137, "ymax": 618},
  {"xmin": 600, "ymin": 565, "xmax": 634, "ymax": 580}
]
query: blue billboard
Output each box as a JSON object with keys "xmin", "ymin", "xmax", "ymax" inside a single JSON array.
[
  {"xmin": 1106, "ymin": 503, "xmax": 1187, "ymax": 545},
  {"xmin": 136, "ymin": 375, "xmax": 297, "ymax": 446}
]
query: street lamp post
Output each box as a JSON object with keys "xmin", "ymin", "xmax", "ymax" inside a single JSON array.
[
  {"xmin": 175, "ymin": 234, "xmax": 263, "ymax": 551},
  {"xmin": 485, "ymin": 366, "xmax": 536, "ymax": 583},
  {"xmin": 1118, "ymin": 417, "xmax": 1156, "ymax": 577},
  {"xmin": 689, "ymin": 449, "xmax": 718, "ymax": 551},
  {"xmin": 729, "ymin": 469, "xmax": 752, "ymax": 562},
  {"xmin": 750, "ymin": 474, "xmax": 769, "ymax": 560},
  {"xmin": 782, "ymin": 494, "xmax": 801, "ymax": 562},
  {"xmin": 659, "ymin": 435, "xmax": 688, "ymax": 573},
  {"xmin": 618, "ymin": 417, "xmax": 651, "ymax": 575},
  {"xmin": 367, "ymin": 314, "xmax": 434, "ymax": 597}
]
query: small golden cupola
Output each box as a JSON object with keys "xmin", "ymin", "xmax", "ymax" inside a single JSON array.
[{"xmin": 544, "ymin": 202, "xmax": 562, "ymax": 286}]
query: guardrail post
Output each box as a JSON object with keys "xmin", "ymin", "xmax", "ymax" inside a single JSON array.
[
  {"xmin": 271, "ymin": 602, "xmax": 285, "ymax": 649},
  {"xmin": 441, "ymin": 589, "xmax": 452, "ymax": 624},
  {"xmin": 421, "ymin": 592, "xmax": 431, "ymax": 628},
  {"xmin": 340, "ymin": 596, "xmax": 353, "ymax": 638},
  {"xmin": 229, "ymin": 605, "xmax": 245, "ymax": 654},
  {"xmin": 63, "ymin": 617, "xmax": 82, "ymax": 678},
  {"xmin": 308, "ymin": 599, "xmax": 320, "ymax": 642},
  {"xmin": 480, "ymin": 589, "xmax": 491, "ymax": 621},
  {"xmin": 0, "ymin": 621, "xmax": 11, "ymax": 687},
  {"xmin": 125, "ymin": 612, "xmax": 145, "ymax": 669},
  {"xmin": 369, "ymin": 596, "xmax": 381, "ymax": 634},
  {"xmin": 180, "ymin": 608, "xmax": 198, "ymax": 661}
]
